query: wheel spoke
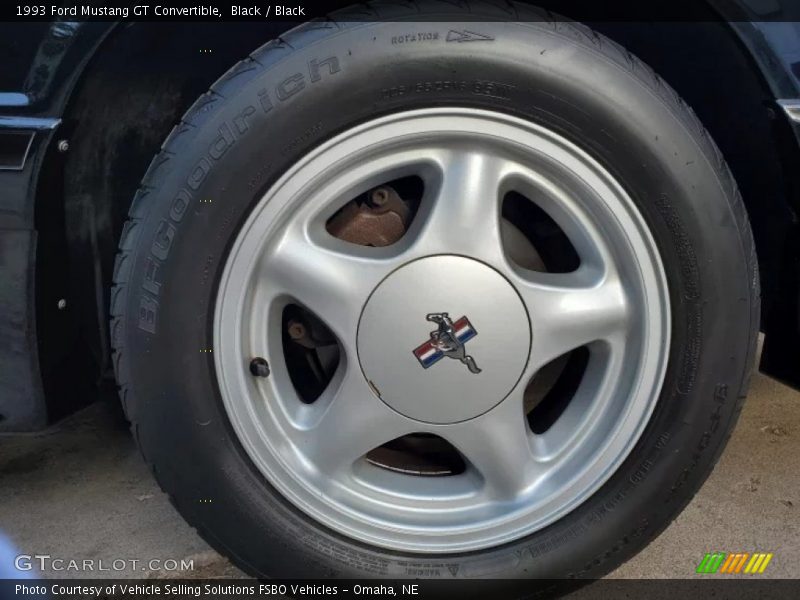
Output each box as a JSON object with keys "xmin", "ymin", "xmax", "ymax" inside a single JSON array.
[
  {"xmin": 291, "ymin": 369, "xmax": 413, "ymax": 476},
  {"xmin": 442, "ymin": 399, "xmax": 541, "ymax": 501},
  {"xmin": 531, "ymin": 352, "xmax": 620, "ymax": 461},
  {"xmin": 515, "ymin": 268, "xmax": 630, "ymax": 373},
  {"xmin": 261, "ymin": 226, "xmax": 394, "ymax": 342},
  {"xmin": 414, "ymin": 148, "xmax": 506, "ymax": 261}
]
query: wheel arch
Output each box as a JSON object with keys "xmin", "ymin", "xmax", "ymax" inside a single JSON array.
[{"xmin": 32, "ymin": 22, "xmax": 290, "ymax": 418}]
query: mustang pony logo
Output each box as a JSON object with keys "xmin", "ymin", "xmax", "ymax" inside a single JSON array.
[{"xmin": 413, "ymin": 313, "xmax": 482, "ymax": 374}]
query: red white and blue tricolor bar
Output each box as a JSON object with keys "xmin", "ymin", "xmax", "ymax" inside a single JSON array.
[{"xmin": 413, "ymin": 316, "xmax": 477, "ymax": 368}]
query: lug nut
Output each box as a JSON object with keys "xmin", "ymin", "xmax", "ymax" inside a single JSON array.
[
  {"xmin": 249, "ymin": 357, "xmax": 270, "ymax": 378},
  {"xmin": 287, "ymin": 320, "xmax": 306, "ymax": 340},
  {"xmin": 370, "ymin": 188, "xmax": 390, "ymax": 206}
]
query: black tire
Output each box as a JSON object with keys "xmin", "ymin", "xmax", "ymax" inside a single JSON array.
[{"xmin": 111, "ymin": 2, "xmax": 759, "ymax": 585}]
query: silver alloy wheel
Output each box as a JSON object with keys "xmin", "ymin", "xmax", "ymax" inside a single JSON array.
[{"xmin": 214, "ymin": 108, "xmax": 670, "ymax": 553}]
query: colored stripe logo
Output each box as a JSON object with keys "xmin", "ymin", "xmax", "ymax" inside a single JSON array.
[
  {"xmin": 413, "ymin": 316, "xmax": 476, "ymax": 369},
  {"xmin": 696, "ymin": 552, "xmax": 773, "ymax": 574}
]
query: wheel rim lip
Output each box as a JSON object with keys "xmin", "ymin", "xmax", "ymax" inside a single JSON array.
[{"xmin": 214, "ymin": 107, "xmax": 671, "ymax": 553}]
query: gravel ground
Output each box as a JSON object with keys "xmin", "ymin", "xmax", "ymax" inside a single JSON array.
[{"xmin": 1, "ymin": 369, "xmax": 797, "ymax": 581}]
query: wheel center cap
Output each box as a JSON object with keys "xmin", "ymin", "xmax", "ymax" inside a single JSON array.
[{"xmin": 357, "ymin": 256, "xmax": 531, "ymax": 424}]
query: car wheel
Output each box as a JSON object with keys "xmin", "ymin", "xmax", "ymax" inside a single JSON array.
[{"xmin": 111, "ymin": 2, "xmax": 759, "ymax": 586}]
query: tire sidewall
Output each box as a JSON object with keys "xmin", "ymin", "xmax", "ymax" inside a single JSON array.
[{"xmin": 120, "ymin": 21, "xmax": 755, "ymax": 579}]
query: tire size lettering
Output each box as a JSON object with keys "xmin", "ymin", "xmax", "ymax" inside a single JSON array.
[{"xmin": 381, "ymin": 80, "xmax": 514, "ymax": 101}]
